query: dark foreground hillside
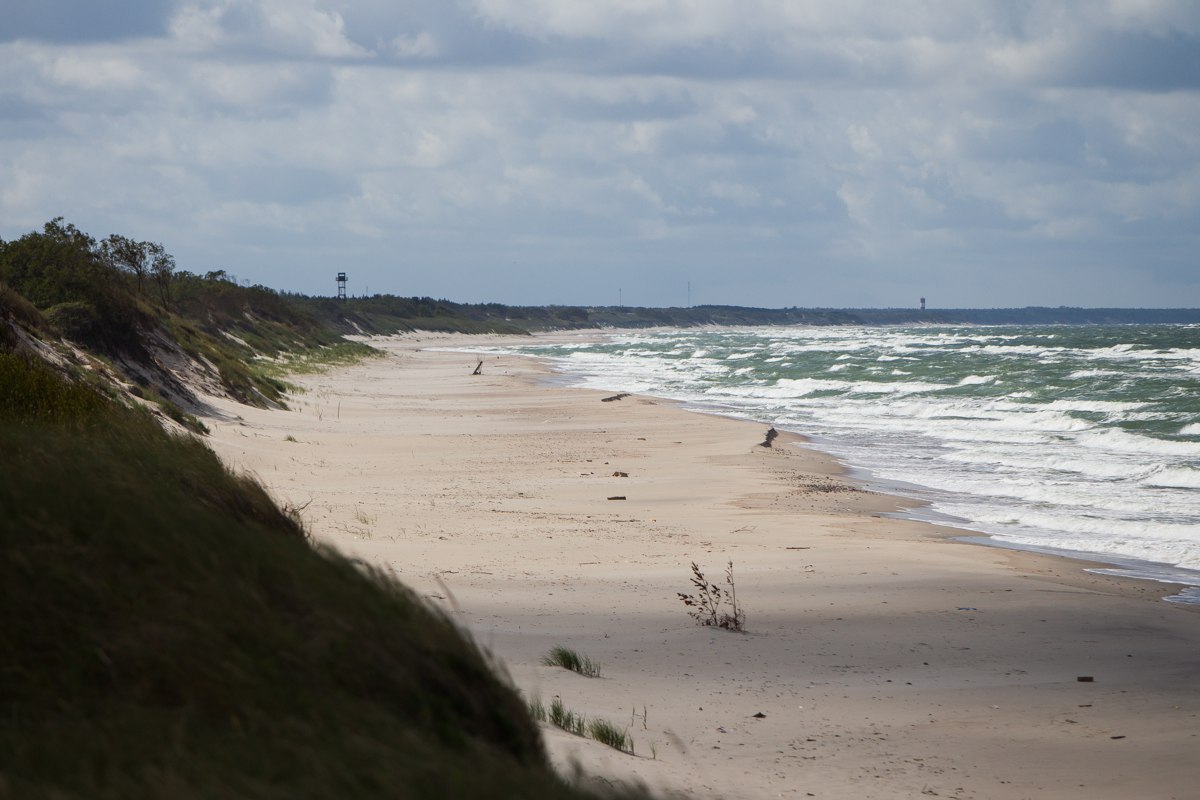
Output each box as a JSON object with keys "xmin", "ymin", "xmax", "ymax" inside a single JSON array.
[{"xmin": 0, "ymin": 345, "xmax": 649, "ymax": 796}]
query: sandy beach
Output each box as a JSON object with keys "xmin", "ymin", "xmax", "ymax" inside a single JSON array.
[{"xmin": 203, "ymin": 334, "xmax": 1199, "ymax": 800}]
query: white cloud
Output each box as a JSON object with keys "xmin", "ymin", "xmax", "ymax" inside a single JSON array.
[{"xmin": 172, "ymin": 0, "xmax": 370, "ymax": 58}]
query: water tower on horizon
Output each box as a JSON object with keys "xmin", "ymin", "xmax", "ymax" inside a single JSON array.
[
  {"xmin": 920, "ymin": 296, "xmax": 926, "ymax": 311},
  {"xmin": 337, "ymin": 272, "xmax": 347, "ymax": 300}
]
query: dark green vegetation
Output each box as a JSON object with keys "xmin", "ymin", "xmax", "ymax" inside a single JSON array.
[
  {"xmin": 0, "ymin": 219, "xmax": 380, "ymax": 420},
  {"xmin": 0, "ymin": 358, "xmax": 649, "ymax": 800},
  {"xmin": 0, "ymin": 223, "xmax": 654, "ymax": 797}
]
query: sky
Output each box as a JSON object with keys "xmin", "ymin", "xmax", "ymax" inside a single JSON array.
[{"xmin": 2, "ymin": 1, "xmax": 1198, "ymax": 308}]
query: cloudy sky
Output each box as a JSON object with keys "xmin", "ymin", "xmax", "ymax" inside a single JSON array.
[{"xmin": 2, "ymin": 1, "xmax": 1198, "ymax": 308}]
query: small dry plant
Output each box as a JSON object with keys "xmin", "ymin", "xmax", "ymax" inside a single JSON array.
[{"xmin": 677, "ymin": 560, "xmax": 745, "ymax": 631}]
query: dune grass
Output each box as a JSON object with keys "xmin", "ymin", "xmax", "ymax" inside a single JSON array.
[
  {"xmin": 542, "ymin": 646, "xmax": 602, "ymax": 678},
  {"xmin": 529, "ymin": 696, "xmax": 634, "ymax": 755},
  {"xmin": 589, "ymin": 719, "xmax": 634, "ymax": 754}
]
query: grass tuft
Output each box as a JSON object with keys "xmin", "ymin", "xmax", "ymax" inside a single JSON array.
[
  {"xmin": 589, "ymin": 718, "xmax": 634, "ymax": 754},
  {"xmin": 542, "ymin": 645, "xmax": 602, "ymax": 678},
  {"xmin": 548, "ymin": 698, "xmax": 587, "ymax": 737}
]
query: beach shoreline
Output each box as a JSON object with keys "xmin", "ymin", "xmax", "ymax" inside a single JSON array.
[
  {"xmin": 442, "ymin": 330, "xmax": 1200, "ymax": 607},
  {"xmin": 203, "ymin": 333, "xmax": 1200, "ymax": 800}
]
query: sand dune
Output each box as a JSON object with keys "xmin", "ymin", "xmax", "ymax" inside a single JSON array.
[{"xmin": 204, "ymin": 334, "xmax": 1200, "ymax": 800}]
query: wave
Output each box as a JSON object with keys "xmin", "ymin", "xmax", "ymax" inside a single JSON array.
[
  {"xmin": 939, "ymin": 505, "xmax": 1200, "ymax": 570},
  {"xmin": 1042, "ymin": 399, "xmax": 1146, "ymax": 413},
  {"xmin": 1077, "ymin": 428, "xmax": 1200, "ymax": 457},
  {"xmin": 1143, "ymin": 467, "xmax": 1200, "ymax": 489}
]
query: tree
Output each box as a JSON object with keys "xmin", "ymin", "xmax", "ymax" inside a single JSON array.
[
  {"xmin": 0, "ymin": 218, "xmax": 100, "ymax": 308},
  {"xmin": 101, "ymin": 235, "xmax": 149, "ymax": 295},
  {"xmin": 148, "ymin": 242, "xmax": 175, "ymax": 309}
]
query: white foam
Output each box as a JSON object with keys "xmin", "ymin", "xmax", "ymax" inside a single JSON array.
[
  {"xmin": 847, "ymin": 381, "xmax": 950, "ymax": 395},
  {"xmin": 1078, "ymin": 428, "xmax": 1200, "ymax": 457},
  {"xmin": 1042, "ymin": 399, "xmax": 1146, "ymax": 413},
  {"xmin": 940, "ymin": 505, "xmax": 1200, "ymax": 570},
  {"xmin": 1144, "ymin": 467, "xmax": 1200, "ymax": 489},
  {"xmin": 1069, "ymin": 369, "xmax": 1122, "ymax": 379}
]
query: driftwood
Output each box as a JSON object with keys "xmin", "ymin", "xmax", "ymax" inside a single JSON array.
[
  {"xmin": 760, "ymin": 427, "xmax": 778, "ymax": 448},
  {"xmin": 472, "ymin": 360, "xmax": 483, "ymax": 375},
  {"xmin": 601, "ymin": 393, "xmax": 630, "ymax": 402}
]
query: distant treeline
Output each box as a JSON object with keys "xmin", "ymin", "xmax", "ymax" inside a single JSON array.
[
  {"xmin": 298, "ymin": 296, "xmax": 1200, "ymax": 332},
  {"xmin": 835, "ymin": 306, "xmax": 1200, "ymax": 326}
]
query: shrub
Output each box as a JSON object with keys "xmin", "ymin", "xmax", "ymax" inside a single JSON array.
[{"xmin": 45, "ymin": 300, "xmax": 102, "ymax": 344}]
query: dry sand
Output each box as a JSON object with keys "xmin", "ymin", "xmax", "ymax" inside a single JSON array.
[{"xmin": 203, "ymin": 333, "xmax": 1200, "ymax": 800}]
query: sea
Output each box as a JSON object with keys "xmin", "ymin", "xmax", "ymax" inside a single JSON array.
[{"xmin": 470, "ymin": 324, "xmax": 1200, "ymax": 604}]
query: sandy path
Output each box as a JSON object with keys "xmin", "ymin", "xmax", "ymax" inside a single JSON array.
[{"xmin": 203, "ymin": 334, "xmax": 1200, "ymax": 800}]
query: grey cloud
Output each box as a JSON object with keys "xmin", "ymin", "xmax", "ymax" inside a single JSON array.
[
  {"xmin": 205, "ymin": 164, "xmax": 359, "ymax": 206},
  {"xmin": 548, "ymin": 89, "xmax": 697, "ymax": 123},
  {"xmin": 335, "ymin": 2, "xmax": 556, "ymax": 67},
  {"xmin": 1053, "ymin": 29, "xmax": 1200, "ymax": 91},
  {"xmin": 0, "ymin": 92, "xmax": 53, "ymax": 134},
  {"xmin": 3, "ymin": 0, "xmax": 174, "ymax": 44},
  {"xmin": 619, "ymin": 41, "xmax": 854, "ymax": 82},
  {"xmin": 963, "ymin": 118, "xmax": 1090, "ymax": 166}
]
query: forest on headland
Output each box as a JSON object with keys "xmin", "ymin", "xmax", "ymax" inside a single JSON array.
[{"xmin": 2, "ymin": 218, "xmax": 1196, "ymax": 796}]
